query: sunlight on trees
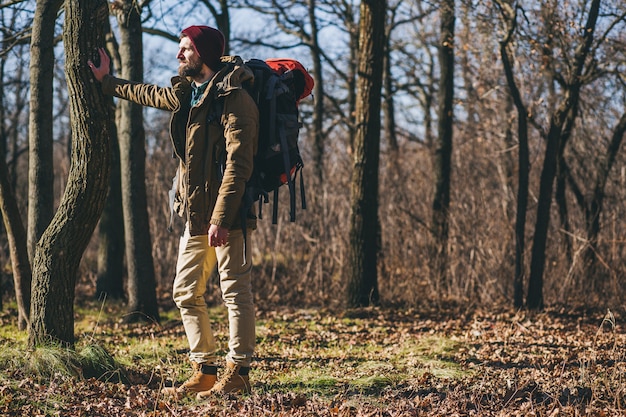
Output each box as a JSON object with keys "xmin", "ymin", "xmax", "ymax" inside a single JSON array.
[{"xmin": 0, "ymin": 0, "xmax": 623, "ymax": 323}]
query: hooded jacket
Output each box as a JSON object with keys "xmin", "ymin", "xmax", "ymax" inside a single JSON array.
[{"xmin": 102, "ymin": 55, "xmax": 259, "ymax": 236}]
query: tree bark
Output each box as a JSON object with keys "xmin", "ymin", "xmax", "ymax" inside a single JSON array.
[
  {"xmin": 28, "ymin": 0, "xmax": 111, "ymax": 347},
  {"xmin": 0, "ymin": 24, "xmax": 31, "ymax": 317},
  {"xmin": 554, "ymin": 109, "xmax": 579, "ymax": 265},
  {"xmin": 114, "ymin": 0, "xmax": 159, "ymax": 323},
  {"xmin": 96, "ymin": 99, "xmax": 125, "ymax": 301},
  {"xmin": 27, "ymin": 0, "xmax": 63, "ymax": 263},
  {"xmin": 0, "ymin": 153, "xmax": 30, "ymax": 330},
  {"xmin": 95, "ymin": 26, "xmax": 126, "ymax": 301},
  {"xmin": 431, "ymin": 0, "xmax": 455, "ymax": 288},
  {"xmin": 382, "ymin": 16, "xmax": 398, "ymax": 156},
  {"xmin": 346, "ymin": 0, "xmax": 386, "ymax": 308},
  {"xmin": 308, "ymin": 0, "xmax": 325, "ymax": 184}
]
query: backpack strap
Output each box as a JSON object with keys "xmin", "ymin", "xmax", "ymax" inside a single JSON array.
[
  {"xmin": 167, "ymin": 167, "xmax": 180, "ymax": 233},
  {"xmin": 278, "ymin": 124, "xmax": 297, "ymax": 222},
  {"xmin": 299, "ymin": 163, "xmax": 306, "ymax": 211},
  {"xmin": 272, "ymin": 187, "xmax": 279, "ymax": 225},
  {"xmin": 266, "ymin": 73, "xmax": 299, "ymax": 223}
]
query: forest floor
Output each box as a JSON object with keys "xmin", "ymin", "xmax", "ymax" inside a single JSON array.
[{"xmin": 1, "ymin": 301, "xmax": 626, "ymax": 416}]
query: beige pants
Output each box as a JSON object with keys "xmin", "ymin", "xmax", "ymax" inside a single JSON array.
[{"xmin": 173, "ymin": 226, "xmax": 255, "ymax": 367}]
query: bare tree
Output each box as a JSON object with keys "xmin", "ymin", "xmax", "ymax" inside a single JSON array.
[
  {"xmin": 0, "ymin": 148, "xmax": 30, "ymax": 329},
  {"xmin": 494, "ymin": 0, "xmax": 530, "ymax": 308},
  {"xmin": 431, "ymin": 0, "xmax": 455, "ymax": 287},
  {"xmin": 29, "ymin": 0, "xmax": 111, "ymax": 347},
  {"xmin": 95, "ymin": 29, "xmax": 125, "ymax": 301},
  {"xmin": 0, "ymin": 1, "xmax": 32, "ymax": 327},
  {"xmin": 527, "ymin": 0, "xmax": 601, "ymax": 309},
  {"xmin": 346, "ymin": 0, "xmax": 386, "ymax": 308},
  {"xmin": 27, "ymin": 0, "xmax": 63, "ymax": 262},
  {"xmin": 567, "ymin": 112, "xmax": 626, "ymax": 291},
  {"xmin": 112, "ymin": 0, "xmax": 159, "ymax": 323}
]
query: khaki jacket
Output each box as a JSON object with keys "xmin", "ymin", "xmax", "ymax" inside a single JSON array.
[{"xmin": 102, "ymin": 56, "xmax": 259, "ymax": 235}]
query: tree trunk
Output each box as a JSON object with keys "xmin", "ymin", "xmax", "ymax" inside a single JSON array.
[
  {"xmin": 0, "ymin": 154, "xmax": 30, "ymax": 330},
  {"xmin": 431, "ymin": 0, "xmax": 455, "ymax": 288},
  {"xmin": 96, "ymin": 28, "xmax": 126, "ymax": 301},
  {"xmin": 582, "ymin": 111, "xmax": 626, "ymax": 290},
  {"xmin": 495, "ymin": 0, "xmax": 530, "ymax": 308},
  {"xmin": 28, "ymin": 0, "xmax": 111, "ymax": 347},
  {"xmin": 555, "ymin": 110, "xmax": 579, "ymax": 265},
  {"xmin": 308, "ymin": 0, "xmax": 325, "ymax": 184},
  {"xmin": 27, "ymin": 0, "xmax": 64, "ymax": 263},
  {"xmin": 346, "ymin": 3, "xmax": 358, "ymax": 154},
  {"xmin": 526, "ymin": 0, "xmax": 600, "ymax": 310},
  {"xmin": 346, "ymin": 0, "xmax": 386, "ymax": 308},
  {"xmin": 382, "ymin": 20, "xmax": 398, "ymax": 156},
  {"xmin": 96, "ymin": 100, "xmax": 125, "ymax": 301},
  {"xmin": 114, "ymin": 0, "xmax": 159, "ymax": 323},
  {"xmin": 211, "ymin": 0, "xmax": 231, "ymax": 53},
  {"xmin": 527, "ymin": 115, "xmax": 567, "ymax": 310},
  {"xmin": 0, "ymin": 29, "xmax": 31, "ymax": 317}
]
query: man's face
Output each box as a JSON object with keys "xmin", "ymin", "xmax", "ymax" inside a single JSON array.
[{"xmin": 177, "ymin": 36, "xmax": 204, "ymax": 77}]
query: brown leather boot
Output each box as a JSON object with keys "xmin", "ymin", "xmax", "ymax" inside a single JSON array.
[
  {"xmin": 162, "ymin": 362, "xmax": 217, "ymax": 398},
  {"xmin": 197, "ymin": 362, "xmax": 251, "ymax": 399}
]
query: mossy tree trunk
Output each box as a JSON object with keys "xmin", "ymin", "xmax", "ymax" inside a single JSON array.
[{"xmin": 28, "ymin": 0, "xmax": 112, "ymax": 347}]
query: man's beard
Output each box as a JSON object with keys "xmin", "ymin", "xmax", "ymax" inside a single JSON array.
[{"xmin": 178, "ymin": 56, "xmax": 203, "ymax": 77}]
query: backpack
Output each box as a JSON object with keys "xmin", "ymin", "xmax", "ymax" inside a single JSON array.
[
  {"xmin": 168, "ymin": 59, "xmax": 313, "ymax": 263},
  {"xmin": 242, "ymin": 58, "xmax": 314, "ymax": 225}
]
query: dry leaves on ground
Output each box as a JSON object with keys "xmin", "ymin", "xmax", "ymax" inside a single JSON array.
[{"xmin": 1, "ymin": 305, "xmax": 625, "ymax": 416}]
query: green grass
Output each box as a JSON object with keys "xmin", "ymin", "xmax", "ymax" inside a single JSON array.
[
  {"xmin": 3, "ymin": 305, "xmax": 626, "ymax": 416},
  {"xmin": 0, "ymin": 305, "xmax": 472, "ymax": 406},
  {"xmin": 0, "ymin": 337, "xmax": 125, "ymax": 384},
  {"xmin": 248, "ymin": 315, "xmax": 471, "ymax": 397}
]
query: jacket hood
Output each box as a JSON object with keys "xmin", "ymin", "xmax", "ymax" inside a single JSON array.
[{"xmin": 215, "ymin": 55, "xmax": 254, "ymax": 95}]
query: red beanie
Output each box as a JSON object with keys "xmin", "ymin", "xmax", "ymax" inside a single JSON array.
[{"xmin": 181, "ymin": 26, "xmax": 225, "ymax": 71}]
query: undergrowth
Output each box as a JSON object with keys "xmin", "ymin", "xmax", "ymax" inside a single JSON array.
[{"xmin": 1, "ymin": 303, "xmax": 626, "ymax": 416}]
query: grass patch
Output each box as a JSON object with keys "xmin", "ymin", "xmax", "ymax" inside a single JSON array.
[
  {"xmin": 29, "ymin": 345, "xmax": 83, "ymax": 379},
  {"xmin": 0, "ymin": 305, "xmax": 475, "ymax": 416},
  {"xmin": 350, "ymin": 375, "xmax": 394, "ymax": 391},
  {"xmin": 266, "ymin": 365, "xmax": 340, "ymax": 394},
  {"xmin": 2, "ymin": 306, "xmax": 625, "ymax": 415},
  {"xmin": 0, "ymin": 340, "xmax": 125, "ymax": 383},
  {"xmin": 0, "ymin": 322, "xmax": 27, "ymax": 345},
  {"xmin": 394, "ymin": 335, "xmax": 472, "ymax": 380},
  {"xmin": 0, "ymin": 345, "xmax": 27, "ymax": 376},
  {"xmin": 251, "ymin": 314, "xmax": 471, "ymax": 398},
  {"xmin": 78, "ymin": 344, "xmax": 120, "ymax": 380}
]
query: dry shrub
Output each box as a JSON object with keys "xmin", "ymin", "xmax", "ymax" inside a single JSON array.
[{"xmin": 60, "ymin": 99, "xmax": 626, "ymax": 313}]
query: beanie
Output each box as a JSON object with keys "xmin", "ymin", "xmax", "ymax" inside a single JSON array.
[{"xmin": 181, "ymin": 26, "xmax": 225, "ymax": 71}]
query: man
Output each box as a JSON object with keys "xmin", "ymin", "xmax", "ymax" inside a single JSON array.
[{"xmin": 89, "ymin": 25, "xmax": 258, "ymax": 398}]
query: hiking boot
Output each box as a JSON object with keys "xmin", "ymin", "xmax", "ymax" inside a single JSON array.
[
  {"xmin": 197, "ymin": 362, "xmax": 251, "ymax": 398},
  {"xmin": 162, "ymin": 362, "xmax": 217, "ymax": 398}
]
